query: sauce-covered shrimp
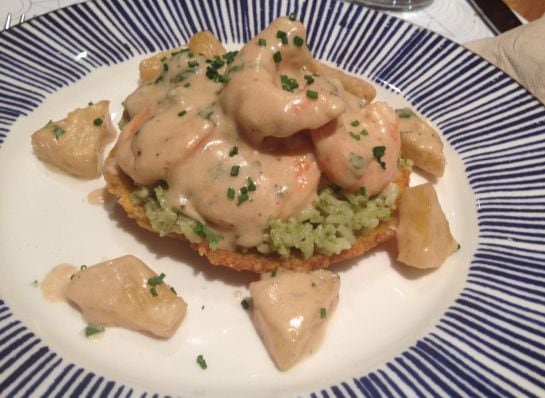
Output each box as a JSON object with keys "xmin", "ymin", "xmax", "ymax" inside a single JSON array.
[
  {"xmin": 310, "ymin": 102, "xmax": 401, "ymax": 196},
  {"xmin": 221, "ymin": 17, "xmax": 345, "ymax": 146}
]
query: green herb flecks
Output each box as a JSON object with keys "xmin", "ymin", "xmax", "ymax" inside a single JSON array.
[
  {"xmin": 150, "ymin": 287, "xmax": 158, "ymax": 297},
  {"xmin": 293, "ymin": 35, "xmax": 304, "ymax": 47},
  {"xmin": 241, "ymin": 299, "xmax": 250, "ymax": 310},
  {"xmin": 306, "ymin": 90, "xmax": 318, "ymax": 99},
  {"xmin": 148, "ymin": 272, "xmax": 166, "ymax": 287},
  {"xmin": 178, "ymin": 110, "xmax": 187, "ymax": 117},
  {"xmin": 273, "ymin": 51, "xmax": 282, "ymax": 63},
  {"xmin": 304, "ymin": 74, "xmax": 315, "ymax": 85},
  {"xmin": 223, "ymin": 51, "xmax": 239, "ymax": 64},
  {"xmin": 93, "ymin": 117, "xmax": 103, "ymax": 126},
  {"xmin": 227, "ymin": 187, "xmax": 236, "ymax": 199},
  {"xmin": 373, "ymin": 146, "xmax": 386, "ymax": 169},
  {"xmin": 258, "ymin": 38, "xmax": 267, "ymax": 47},
  {"xmin": 349, "ymin": 132, "xmax": 361, "ymax": 141},
  {"xmin": 205, "ymin": 55, "xmax": 230, "ymax": 84},
  {"xmin": 276, "ymin": 30, "xmax": 288, "ymax": 45},
  {"xmin": 196, "ymin": 354, "xmax": 208, "ymax": 369},
  {"xmin": 229, "ymin": 146, "xmax": 238, "ymax": 157},
  {"xmin": 396, "ymin": 108, "xmax": 415, "ymax": 119},
  {"xmin": 320, "ymin": 307, "xmax": 327, "ymax": 319},
  {"xmin": 280, "ymin": 74, "xmax": 299, "ymax": 92},
  {"xmin": 47, "ymin": 120, "xmax": 64, "ymax": 140},
  {"xmin": 247, "ymin": 177, "xmax": 256, "ymax": 192},
  {"xmin": 192, "ymin": 220, "xmax": 221, "ymax": 249},
  {"xmin": 230, "ymin": 165, "xmax": 240, "ymax": 177},
  {"xmin": 85, "ymin": 324, "xmax": 105, "ymax": 337}
]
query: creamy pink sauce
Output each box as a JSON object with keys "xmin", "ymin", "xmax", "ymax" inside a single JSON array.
[
  {"xmin": 41, "ymin": 263, "xmax": 78, "ymax": 302},
  {"xmin": 115, "ymin": 17, "xmax": 400, "ymax": 250},
  {"xmin": 87, "ymin": 187, "xmax": 110, "ymax": 205}
]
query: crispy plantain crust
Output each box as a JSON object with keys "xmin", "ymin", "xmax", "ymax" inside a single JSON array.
[{"xmin": 103, "ymin": 146, "xmax": 410, "ymax": 273}]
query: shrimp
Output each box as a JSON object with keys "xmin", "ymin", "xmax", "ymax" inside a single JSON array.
[
  {"xmin": 310, "ymin": 102, "xmax": 401, "ymax": 196},
  {"xmin": 115, "ymin": 105, "xmax": 214, "ymax": 185},
  {"xmin": 220, "ymin": 17, "xmax": 345, "ymax": 146}
]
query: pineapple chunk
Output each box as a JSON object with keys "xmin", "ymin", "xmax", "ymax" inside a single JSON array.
[
  {"xmin": 397, "ymin": 108, "xmax": 445, "ymax": 177},
  {"xmin": 31, "ymin": 100, "xmax": 115, "ymax": 179},
  {"xmin": 139, "ymin": 48, "xmax": 183, "ymax": 84},
  {"xmin": 188, "ymin": 31, "xmax": 226, "ymax": 58},
  {"xmin": 249, "ymin": 269, "xmax": 340, "ymax": 371},
  {"xmin": 396, "ymin": 183, "xmax": 458, "ymax": 269},
  {"xmin": 66, "ymin": 255, "xmax": 187, "ymax": 338}
]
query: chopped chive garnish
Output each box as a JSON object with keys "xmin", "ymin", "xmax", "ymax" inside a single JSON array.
[
  {"xmin": 241, "ymin": 299, "xmax": 250, "ymax": 310},
  {"xmin": 85, "ymin": 324, "xmax": 104, "ymax": 337},
  {"xmin": 170, "ymin": 286, "xmax": 177, "ymax": 295},
  {"xmin": 163, "ymin": 63, "xmax": 169, "ymax": 72},
  {"xmin": 160, "ymin": 56, "xmax": 167, "ymax": 63},
  {"xmin": 88, "ymin": 101, "xmax": 94, "ymax": 106},
  {"xmin": 183, "ymin": 82, "xmax": 191, "ymax": 88},
  {"xmin": 51, "ymin": 124, "xmax": 64, "ymax": 140},
  {"xmin": 359, "ymin": 186, "xmax": 367, "ymax": 196},
  {"xmin": 373, "ymin": 146, "xmax": 386, "ymax": 169},
  {"xmin": 227, "ymin": 187, "xmax": 235, "ymax": 199},
  {"xmin": 192, "ymin": 220, "xmax": 221, "ymax": 249},
  {"xmin": 293, "ymin": 36, "xmax": 304, "ymax": 47},
  {"xmin": 311, "ymin": 282, "xmax": 316, "ymax": 287},
  {"xmin": 273, "ymin": 51, "xmax": 282, "ymax": 63},
  {"xmin": 154, "ymin": 75, "xmax": 163, "ymax": 84},
  {"xmin": 350, "ymin": 132, "xmax": 362, "ymax": 141},
  {"xmin": 306, "ymin": 90, "xmax": 318, "ymax": 99},
  {"xmin": 188, "ymin": 60, "xmax": 199, "ymax": 68},
  {"xmin": 223, "ymin": 51, "xmax": 239, "ymax": 64},
  {"xmin": 93, "ymin": 117, "xmax": 103, "ymax": 126},
  {"xmin": 280, "ymin": 74, "xmax": 299, "ymax": 92},
  {"xmin": 320, "ymin": 307, "xmax": 327, "ymax": 318},
  {"xmin": 276, "ymin": 30, "xmax": 288, "ymax": 45},
  {"xmin": 237, "ymin": 192, "xmax": 249, "ymax": 205},
  {"xmin": 359, "ymin": 128, "xmax": 369, "ymax": 136},
  {"xmin": 247, "ymin": 177, "xmax": 256, "ymax": 191},
  {"xmin": 229, "ymin": 146, "xmax": 238, "ymax": 157},
  {"xmin": 396, "ymin": 109, "xmax": 414, "ymax": 119},
  {"xmin": 150, "ymin": 287, "xmax": 158, "ymax": 297},
  {"xmin": 230, "ymin": 165, "xmax": 240, "ymax": 176},
  {"xmin": 289, "ymin": 12, "xmax": 296, "ymax": 21},
  {"xmin": 196, "ymin": 354, "xmax": 207, "ymax": 369},
  {"xmin": 148, "ymin": 272, "xmax": 166, "ymax": 287},
  {"xmin": 240, "ymin": 186, "xmax": 248, "ymax": 195},
  {"xmin": 80, "ymin": 265, "xmax": 87, "ymax": 270},
  {"xmin": 271, "ymin": 269, "xmax": 277, "ymax": 277},
  {"xmin": 178, "ymin": 110, "xmax": 187, "ymax": 117},
  {"xmin": 304, "ymin": 74, "xmax": 315, "ymax": 84},
  {"xmin": 351, "ymin": 120, "xmax": 360, "ymax": 127},
  {"xmin": 258, "ymin": 38, "xmax": 267, "ymax": 46}
]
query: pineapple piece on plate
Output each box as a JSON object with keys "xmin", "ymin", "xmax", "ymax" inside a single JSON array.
[
  {"xmin": 249, "ymin": 269, "xmax": 340, "ymax": 371},
  {"xmin": 31, "ymin": 100, "xmax": 115, "ymax": 179},
  {"xmin": 66, "ymin": 255, "xmax": 187, "ymax": 338}
]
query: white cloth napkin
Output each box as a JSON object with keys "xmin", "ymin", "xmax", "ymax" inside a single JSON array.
[{"xmin": 465, "ymin": 15, "xmax": 545, "ymax": 104}]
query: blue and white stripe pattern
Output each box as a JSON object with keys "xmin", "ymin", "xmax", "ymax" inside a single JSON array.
[{"xmin": 1, "ymin": 0, "xmax": 544, "ymax": 396}]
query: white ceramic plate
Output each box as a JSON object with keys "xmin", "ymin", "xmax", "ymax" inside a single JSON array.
[{"xmin": 1, "ymin": 0, "xmax": 544, "ymax": 397}]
